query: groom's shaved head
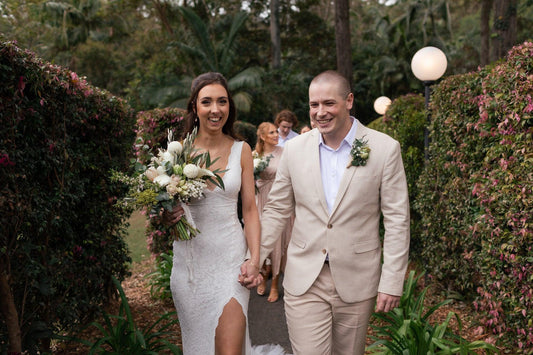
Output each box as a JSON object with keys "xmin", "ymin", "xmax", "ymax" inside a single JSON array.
[{"xmin": 310, "ymin": 70, "xmax": 352, "ymax": 99}]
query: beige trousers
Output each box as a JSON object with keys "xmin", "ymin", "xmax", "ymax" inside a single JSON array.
[{"xmin": 284, "ymin": 263, "xmax": 376, "ymax": 355}]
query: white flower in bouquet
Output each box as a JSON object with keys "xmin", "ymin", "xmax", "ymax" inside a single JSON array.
[
  {"xmin": 145, "ymin": 167, "xmax": 158, "ymax": 181},
  {"xmin": 162, "ymin": 151, "xmax": 175, "ymax": 165},
  {"xmin": 183, "ymin": 164, "xmax": 200, "ymax": 179},
  {"xmin": 253, "ymin": 158, "xmax": 262, "ymax": 169},
  {"xmin": 154, "ymin": 174, "xmax": 171, "ymax": 187},
  {"xmin": 168, "ymin": 141, "xmax": 183, "ymax": 155},
  {"xmin": 166, "ymin": 180, "xmax": 179, "ymax": 196},
  {"xmin": 156, "ymin": 165, "xmax": 166, "ymax": 176}
]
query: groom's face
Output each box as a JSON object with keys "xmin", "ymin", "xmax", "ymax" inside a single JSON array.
[{"xmin": 309, "ymin": 81, "xmax": 353, "ymax": 143}]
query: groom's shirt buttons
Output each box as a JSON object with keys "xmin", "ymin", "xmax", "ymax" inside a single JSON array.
[{"xmin": 327, "ymin": 224, "xmax": 333, "ymax": 229}]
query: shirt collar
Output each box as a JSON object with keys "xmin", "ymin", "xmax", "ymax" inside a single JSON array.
[{"xmin": 318, "ymin": 116, "xmax": 358, "ymax": 150}]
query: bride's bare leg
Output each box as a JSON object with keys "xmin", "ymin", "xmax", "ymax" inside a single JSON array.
[{"xmin": 215, "ymin": 298, "xmax": 246, "ymax": 355}]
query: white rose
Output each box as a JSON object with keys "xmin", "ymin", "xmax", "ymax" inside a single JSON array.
[
  {"xmin": 167, "ymin": 141, "xmax": 183, "ymax": 155},
  {"xmin": 156, "ymin": 166, "xmax": 167, "ymax": 176},
  {"xmin": 253, "ymin": 158, "xmax": 261, "ymax": 169},
  {"xmin": 154, "ymin": 174, "xmax": 171, "ymax": 187},
  {"xmin": 145, "ymin": 167, "xmax": 158, "ymax": 181},
  {"xmin": 183, "ymin": 164, "xmax": 200, "ymax": 179}
]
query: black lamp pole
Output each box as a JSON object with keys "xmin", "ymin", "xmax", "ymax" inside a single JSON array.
[{"xmin": 423, "ymin": 80, "xmax": 434, "ymax": 161}]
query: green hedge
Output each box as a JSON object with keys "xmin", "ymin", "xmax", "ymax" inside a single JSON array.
[
  {"xmin": 368, "ymin": 94, "xmax": 426, "ymax": 256},
  {"xmin": 0, "ymin": 41, "xmax": 136, "ymax": 353},
  {"xmin": 416, "ymin": 41, "xmax": 533, "ymax": 350},
  {"xmin": 135, "ymin": 107, "xmax": 186, "ymax": 166}
]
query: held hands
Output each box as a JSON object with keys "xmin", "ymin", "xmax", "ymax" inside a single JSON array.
[
  {"xmin": 376, "ymin": 292, "xmax": 401, "ymax": 313},
  {"xmin": 238, "ymin": 260, "xmax": 263, "ymax": 289},
  {"xmin": 162, "ymin": 203, "xmax": 185, "ymax": 226}
]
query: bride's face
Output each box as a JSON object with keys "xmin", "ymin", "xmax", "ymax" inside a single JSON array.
[{"xmin": 195, "ymin": 84, "xmax": 230, "ymax": 133}]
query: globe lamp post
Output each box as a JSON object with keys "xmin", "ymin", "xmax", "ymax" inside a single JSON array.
[
  {"xmin": 374, "ymin": 96, "xmax": 392, "ymax": 116},
  {"xmin": 410, "ymin": 46, "xmax": 447, "ymax": 160}
]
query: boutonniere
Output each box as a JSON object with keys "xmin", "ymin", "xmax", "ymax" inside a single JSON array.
[{"xmin": 347, "ymin": 135, "xmax": 371, "ymax": 167}]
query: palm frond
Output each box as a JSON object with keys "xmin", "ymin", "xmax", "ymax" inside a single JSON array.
[
  {"xmin": 179, "ymin": 6, "xmax": 217, "ymax": 70},
  {"xmin": 228, "ymin": 67, "xmax": 263, "ymax": 91},
  {"xmin": 232, "ymin": 91, "xmax": 253, "ymax": 113}
]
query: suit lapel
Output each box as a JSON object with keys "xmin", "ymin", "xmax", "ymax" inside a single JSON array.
[
  {"xmin": 309, "ymin": 130, "xmax": 329, "ymax": 215},
  {"xmin": 330, "ymin": 122, "xmax": 368, "ymax": 217}
]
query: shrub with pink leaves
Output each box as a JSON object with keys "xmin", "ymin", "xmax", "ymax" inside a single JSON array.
[{"xmin": 416, "ymin": 42, "xmax": 532, "ymax": 351}]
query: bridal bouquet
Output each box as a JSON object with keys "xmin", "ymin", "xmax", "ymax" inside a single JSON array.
[{"xmin": 115, "ymin": 128, "xmax": 225, "ymax": 241}]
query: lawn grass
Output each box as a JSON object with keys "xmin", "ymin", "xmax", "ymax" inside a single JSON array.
[{"xmin": 125, "ymin": 210, "xmax": 149, "ymax": 263}]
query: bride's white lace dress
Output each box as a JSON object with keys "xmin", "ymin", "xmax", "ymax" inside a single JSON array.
[{"xmin": 170, "ymin": 141, "xmax": 288, "ymax": 355}]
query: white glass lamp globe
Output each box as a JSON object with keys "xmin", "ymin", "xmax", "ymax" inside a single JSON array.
[
  {"xmin": 410, "ymin": 46, "xmax": 448, "ymax": 81},
  {"xmin": 374, "ymin": 96, "xmax": 392, "ymax": 115}
]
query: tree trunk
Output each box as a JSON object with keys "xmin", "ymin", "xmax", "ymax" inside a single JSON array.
[
  {"xmin": 270, "ymin": 0, "xmax": 281, "ymax": 70},
  {"xmin": 480, "ymin": 0, "xmax": 492, "ymax": 66},
  {"xmin": 491, "ymin": 0, "xmax": 518, "ymax": 62},
  {"xmin": 269, "ymin": 0, "xmax": 281, "ymax": 113},
  {"xmin": 0, "ymin": 269, "xmax": 22, "ymax": 353},
  {"xmin": 152, "ymin": 0, "xmax": 174, "ymax": 35},
  {"xmin": 334, "ymin": 0, "xmax": 352, "ymax": 84}
]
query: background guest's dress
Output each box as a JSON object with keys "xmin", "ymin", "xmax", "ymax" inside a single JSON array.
[{"xmin": 255, "ymin": 146, "xmax": 293, "ymax": 276}]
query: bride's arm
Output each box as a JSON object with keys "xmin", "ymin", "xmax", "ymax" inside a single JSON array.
[{"xmin": 239, "ymin": 142, "xmax": 262, "ymax": 288}]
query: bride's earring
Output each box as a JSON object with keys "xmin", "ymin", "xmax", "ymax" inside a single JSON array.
[{"xmin": 194, "ymin": 115, "xmax": 199, "ymax": 125}]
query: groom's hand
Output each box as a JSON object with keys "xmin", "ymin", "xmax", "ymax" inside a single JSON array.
[{"xmin": 376, "ymin": 292, "xmax": 400, "ymax": 313}]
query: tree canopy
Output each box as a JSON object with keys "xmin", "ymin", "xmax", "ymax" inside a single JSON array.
[{"xmin": 1, "ymin": 0, "xmax": 531, "ymax": 123}]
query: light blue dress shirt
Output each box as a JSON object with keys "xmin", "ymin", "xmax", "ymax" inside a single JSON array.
[
  {"xmin": 319, "ymin": 117, "xmax": 358, "ymax": 214},
  {"xmin": 277, "ymin": 129, "xmax": 299, "ymax": 147}
]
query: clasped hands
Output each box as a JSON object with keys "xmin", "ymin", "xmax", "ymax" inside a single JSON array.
[{"xmin": 238, "ymin": 260, "xmax": 263, "ymax": 289}]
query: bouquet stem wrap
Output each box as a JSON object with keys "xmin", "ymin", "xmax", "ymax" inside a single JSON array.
[{"xmin": 173, "ymin": 203, "xmax": 198, "ymax": 241}]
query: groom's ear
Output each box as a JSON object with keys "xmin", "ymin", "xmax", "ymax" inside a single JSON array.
[{"xmin": 346, "ymin": 93, "xmax": 354, "ymax": 110}]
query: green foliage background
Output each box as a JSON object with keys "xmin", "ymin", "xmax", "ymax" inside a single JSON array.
[{"xmin": 0, "ymin": 41, "xmax": 135, "ymax": 352}]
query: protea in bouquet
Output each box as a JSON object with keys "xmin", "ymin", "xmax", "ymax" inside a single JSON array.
[{"xmin": 116, "ymin": 127, "xmax": 225, "ymax": 241}]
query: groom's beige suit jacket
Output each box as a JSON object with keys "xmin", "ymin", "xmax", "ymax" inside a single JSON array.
[{"xmin": 260, "ymin": 120, "xmax": 410, "ymax": 303}]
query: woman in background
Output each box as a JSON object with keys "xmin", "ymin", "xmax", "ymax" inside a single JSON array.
[{"xmin": 254, "ymin": 122, "xmax": 294, "ymax": 303}]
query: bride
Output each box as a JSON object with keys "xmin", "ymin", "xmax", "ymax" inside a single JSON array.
[{"xmin": 165, "ymin": 72, "xmax": 287, "ymax": 355}]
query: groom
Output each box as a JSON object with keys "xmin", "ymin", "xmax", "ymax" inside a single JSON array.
[{"xmin": 258, "ymin": 70, "xmax": 410, "ymax": 354}]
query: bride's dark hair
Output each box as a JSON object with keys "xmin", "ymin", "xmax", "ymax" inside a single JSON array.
[{"xmin": 183, "ymin": 72, "xmax": 238, "ymax": 140}]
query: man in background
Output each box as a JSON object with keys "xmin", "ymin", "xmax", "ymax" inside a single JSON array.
[{"xmin": 274, "ymin": 109, "xmax": 299, "ymax": 147}]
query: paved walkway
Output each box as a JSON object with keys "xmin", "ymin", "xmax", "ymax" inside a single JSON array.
[{"xmin": 248, "ymin": 276, "xmax": 293, "ymax": 353}]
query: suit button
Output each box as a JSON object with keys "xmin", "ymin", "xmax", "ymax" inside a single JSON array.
[
  {"xmin": 322, "ymin": 249, "xmax": 327, "ymax": 254},
  {"xmin": 327, "ymin": 224, "xmax": 333, "ymax": 229}
]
